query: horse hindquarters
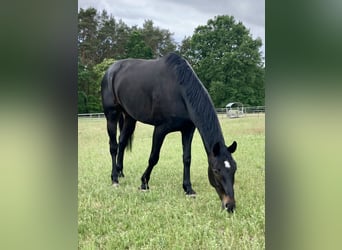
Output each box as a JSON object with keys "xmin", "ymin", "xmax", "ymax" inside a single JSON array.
[{"xmin": 102, "ymin": 62, "xmax": 127, "ymax": 185}]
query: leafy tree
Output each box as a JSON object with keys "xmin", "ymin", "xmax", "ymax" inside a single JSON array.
[
  {"xmin": 93, "ymin": 58, "xmax": 116, "ymax": 79},
  {"xmin": 78, "ymin": 91, "xmax": 88, "ymax": 113},
  {"xmin": 181, "ymin": 15, "xmax": 264, "ymax": 106},
  {"xmin": 77, "ymin": 58, "xmax": 116, "ymax": 113},
  {"xmin": 125, "ymin": 30, "xmax": 153, "ymax": 59},
  {"xmin": 97, "ymin": 10, "xmax": 116, "ymax": 61},
  {"xmin": 113, "ymin": 20, "xmax": 130, "ymax": 59},
  {"xmin": 78, "ymin": 8, "xmax": 99, "ymax": 66},
  {"xmin": 78, "ymin": 58, "xmax": 98, "ymax": 113},
  {"xmin": 141, "ymin": 20, "xmax": 176, "ymax": 57},
  {"xmin": 93, "ymin": 58, "xmax": 116, "ymax": 99},
  {"xmin": 87, "ymin": 95, "xmax": 102, "ymax": 113},
  {"xmin": 178, "ymin": 36, "xmax": 194, "ymax": 64},
  {"xmin": 209, "ymin": 81, "xmax": 228, "ymax": 108},
  {"xmin": 78, "ymin": 59, "xmax": 97, "ymax": 96}
]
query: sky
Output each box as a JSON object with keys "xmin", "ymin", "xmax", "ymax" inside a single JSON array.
[{"xmin": 78, "ymin": 0, "xmax": 265, "ymax": 58}]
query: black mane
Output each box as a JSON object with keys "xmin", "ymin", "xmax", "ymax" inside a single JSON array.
[{"xmin": 165, "ymin": 53, "xmax": 225, "ymax": 152}]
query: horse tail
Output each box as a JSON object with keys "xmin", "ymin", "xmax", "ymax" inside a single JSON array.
[
  {"xmin": 118, "ymin": 112, "xmax": 124, "ymax": 131},
  {"xmin": 118, "ymin": 113, "xmax": 135, "ymax": 152},
  {"xmin": 126, "ymin": 129, "xmax": 134, "ymax": 152}
]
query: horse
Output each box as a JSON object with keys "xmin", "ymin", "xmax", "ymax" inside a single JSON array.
[{"xmin": 101, "ymin": 53, "xmax": 238, "ymax": 212}]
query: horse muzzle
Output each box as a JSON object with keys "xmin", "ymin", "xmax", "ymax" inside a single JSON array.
[{"xmin": 222, "ymin": 194, "xmax": 235, "ymax": 213}]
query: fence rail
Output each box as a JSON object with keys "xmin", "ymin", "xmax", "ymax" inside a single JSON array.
[
  {"xmin": 78, "ymin": 106, "xmax": 265, "ymax": 118},
  {"xmin": 78, "ymin": 113, "xmax": 105, "ymax": 118}
]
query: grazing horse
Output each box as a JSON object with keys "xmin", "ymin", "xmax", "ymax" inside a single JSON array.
[{"xmin": 101, "ymin": 53, "xmax": 238, "ymax": 212}]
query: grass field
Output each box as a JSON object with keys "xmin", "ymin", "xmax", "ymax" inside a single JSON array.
[{"xmin": 78, "ymin": 115, "xmax": 265, "ymax": 249}]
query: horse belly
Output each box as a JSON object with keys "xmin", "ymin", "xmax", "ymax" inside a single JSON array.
[{"xmin": 120, "ymin": 88, "xmax": 188, "ymax": 126}]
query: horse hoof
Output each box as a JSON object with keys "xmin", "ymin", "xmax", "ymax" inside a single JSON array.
[
  {"xmin": 139, "ymin": 184, "xmax": 149, "ymax": 192},
  {"xmin": 186, "ymin": 193, "xmax": 196, "ymax": 198},
  {"xmin": 185, "ymin": 190, "xmax": 196, "ymax": 198},
  {"xmin": 112, "ymin": 182, "xmax": 119, "ymax": 188}
]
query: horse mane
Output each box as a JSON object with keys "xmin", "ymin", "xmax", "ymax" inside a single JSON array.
[{"xmin": 165, "ymin": 53, "xmax": 224, "ymax": 152}]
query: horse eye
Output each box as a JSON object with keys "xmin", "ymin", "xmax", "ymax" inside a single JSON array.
[{"xmin": 213, "ymin": 168, "xmax": 220, "ymax": 174}]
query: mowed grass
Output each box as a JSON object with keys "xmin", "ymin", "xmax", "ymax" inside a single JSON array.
[{"xmin": 78, "ymin": 115, "xmax": 265, "ymax": 249}]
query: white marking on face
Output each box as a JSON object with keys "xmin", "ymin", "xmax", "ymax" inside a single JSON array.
[{"xmin": 224, "ymin": 160, "xmax": 231, "ymax": 169}]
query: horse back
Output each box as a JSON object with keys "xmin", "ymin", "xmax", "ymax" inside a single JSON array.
[{"xmin": 110, "ymin": 58, "xmax": 189, "ymax": 125}]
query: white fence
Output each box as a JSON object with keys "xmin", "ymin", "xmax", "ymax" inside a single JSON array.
[
  {"xmin": 78, "ymin": 106, "xmax": 265, "ymax": 119},
  {"xmin": 216, "ymin": 106, "xmax": 265, "ymax": 118},
  {"xmin": 78, "ymin": 113, "xmax": 105, "ymax": 118}
]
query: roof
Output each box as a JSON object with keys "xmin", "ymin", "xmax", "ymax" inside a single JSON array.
[{"xmin": 225, "ymin": 102, "xmax": 243, "ymax": 108}]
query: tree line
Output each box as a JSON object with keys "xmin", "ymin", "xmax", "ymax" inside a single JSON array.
[{"xmin": 78, "ymin": 7, "xmax": 264, "ymax": 113}]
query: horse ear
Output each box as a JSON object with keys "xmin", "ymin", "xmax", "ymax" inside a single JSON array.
[
  {"xmin": 213, "ymin": 142, "xmax": 220, "ymax": 156},
  {"xmin": 227, "ymin": 141, "xmax": 237, "ymax": 153}
]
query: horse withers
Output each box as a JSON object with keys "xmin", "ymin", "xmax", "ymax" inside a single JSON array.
[{"xmin": 101, "ymin": 53, "xmax": 238, "ymax": 212}]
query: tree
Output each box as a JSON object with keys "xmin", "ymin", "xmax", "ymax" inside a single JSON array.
[
  {"xmin": 181, "ymin": 15, "xmax": 264, "ymax": 106},
  {"xmin": 97, "ymin": 10, "xmax": 116, "ymax": 62},
  {"xmin": 77, "ymin": 57, "xmax": 116, "ymax": 113},
  {"xmin": 78, "ymin": 7, "xmax": 178, "ymax": 62},
  {"xmin": 209, "ymin": 81, "xmax": 229, "ymax": 108},
  {"xmin": 78, "ymin": 59, "xmax": 97, "ymax": 96},
  {"xmin": 78, "ymin": 58, "xmax": 98, "ymax": 113},
  {"xmin": 141, "ymin": 20, "xmax": 176, "ymax": 57},
  {"xmin": 78, "ymin": 8, "xmax": 99, "ymax": 66},
  {"xmin": 125, "ymin": 30, "xmax": 153, "ymax": 59},
  {"xmin": 112, "ymin": 19, "xmax": 130, "ymax": 59},
  {"xmin": 78, "ymin": 91, "xmax": 88, "ymax": 113},
  {"xmin": 93, "ymin": 58, "xmax": 115, "ymax": 76},
  {"xmin": 178, "ymin": 36, "xmax": 195, "ymax": 64}
]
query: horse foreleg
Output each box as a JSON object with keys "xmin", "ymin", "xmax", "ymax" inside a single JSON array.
[
  {"xmin": 181, "ymin": 124, "xmax": 196, "ymax": 196},
  {"xmin": 140, "ymin": 126, "xmax": 168, "ymax": 190}
]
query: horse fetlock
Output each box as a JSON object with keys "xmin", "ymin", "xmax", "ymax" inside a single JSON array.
[
  {"xmin": 183, "ymin": 183, "xmax": 195, "ymax": 194},
  {"xmin": 111, "ymin": 174, "xmax": 118, "ymax": 182},
  {"xmin": 140, "ymin": 182, "xmax": 149, "ymax": 191},
  {"xmin": 185, "ymin": 188, "xmax": 196, "ymax": 197}
]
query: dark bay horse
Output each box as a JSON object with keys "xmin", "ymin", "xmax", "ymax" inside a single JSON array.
[{"xmin": 101, "ymin": 53, "xmax": 238, "ymax": 212}]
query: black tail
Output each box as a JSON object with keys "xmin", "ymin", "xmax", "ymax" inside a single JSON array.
[{"xmin": 118, "ymin": 113, "xmax": 134, "ymax": 151}]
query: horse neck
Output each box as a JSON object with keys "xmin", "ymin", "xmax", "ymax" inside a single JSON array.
[
  {"xmin": 180, "ymin": 80, "xmax": 225, "ymax": 155},
  {"xmin": 167, "ymin": 54, "xmax": 226, "ymax": 154},
  {"xmin": 190, "ymin": 109, "xmax": 225, "ymax": 155}
]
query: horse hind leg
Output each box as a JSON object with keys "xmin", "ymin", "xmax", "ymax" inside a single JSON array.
[
  {"xmin": 105, "ymin": 109, "xmax": 120, "ymax": 186},
  {"xmin": 116, "ymin": 114, "xmax": 136, "ymax": 178}
]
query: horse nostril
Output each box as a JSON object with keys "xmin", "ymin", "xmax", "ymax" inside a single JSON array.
[{"xmin": 225, "ymin": 202, "xmax": 235, "ymax": 213}]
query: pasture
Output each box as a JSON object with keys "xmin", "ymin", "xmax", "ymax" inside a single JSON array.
[{"xmin": 78, "ymin": 115, "xmax": 265, "ymax": 249}]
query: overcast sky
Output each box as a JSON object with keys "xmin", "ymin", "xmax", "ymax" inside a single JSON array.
[{"xmin": 78, "ymin": 0, "xmax": 265, "ymax": 58}]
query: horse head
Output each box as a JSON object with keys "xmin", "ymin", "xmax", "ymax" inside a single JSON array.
[{"xmin": 208, "ymin": 141, "xmax": 237, "ymax": 213}]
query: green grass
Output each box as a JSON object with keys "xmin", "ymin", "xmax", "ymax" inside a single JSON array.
[{"xmin": 78, "ymin": 115, "xmax": 265, "ymax": 249}]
